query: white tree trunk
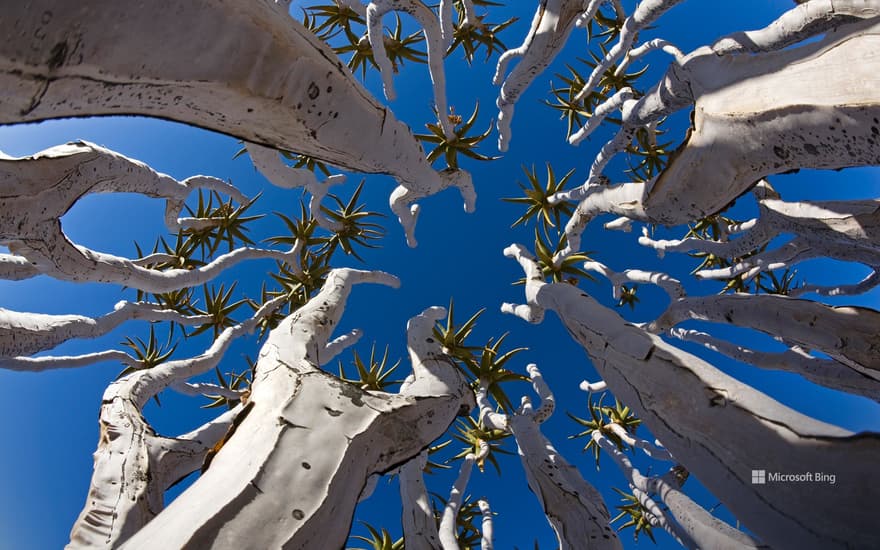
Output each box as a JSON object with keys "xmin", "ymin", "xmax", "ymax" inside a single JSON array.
[
  {"xmin": 503, "ymin": 244, "xmax": 880, "ymax": 550},
  {"xmin": 557, "ymin": 5, "xmax": 880, "ymax": 256},
  {"xmin": 119, "ymin": 274, "xmax": 471, "ymax": 549},
  {"xmin": 477, "ymin": 366, "xmax": 621, "ymax": 550},
  {"xmin": 649, "ymin": 294, "xmax": 880, "ymax": 373},
  {"xmin": 0, "ymin": 0, "xmax": 474, "ymax": 247},
  {"xmin": 0, "ymin": 0, "xmax": 426, "ymax": 182},
  {"xmin": 648, "ymin": 15, "xmax": 880, "ymax": 222}
]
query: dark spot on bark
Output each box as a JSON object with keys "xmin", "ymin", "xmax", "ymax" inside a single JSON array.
[
  {"xmin": 324, "ymin": 406, "xmax": 343, "ymax": 417},
  {"xmin": 41, "ymin": 10, "xmax": 52, "ymax": 24},
  {"xmin": 326, "ymin": 85, "xmax": 333, "ymax": 93},
  {"xmin": 307, "ymin": 82, "xmax": 320, "ymax": 100},
  {"xmin": 247, "ymin": 108, "xmax": 253, "ymax": 113},
  {"xmin": 426, "ymin": 337, "xmax": 434, "ymax": 343},
  {"xmin": 772, "ymin": 146, "xmax": 789, "ymax": 160},
  {"xmin": 301, "ymin": 462, "xmax": 311, "ymax": 469},
  {"xmin": 292, "ymin": 509, "xmax": 305, "ymax": 520},
  {"xmin": 48, "ymin": 41, "xmax": 68, "ymax": 69},
  {"xmin": 296, "ymin": 102, "xmax": 302, "ymax": 109},
  {"xmin": 803, "ymin": 143, "xmax": 818, "ymax": 155},
  {"xmin": 872, "ymin": 126, "xmax": 879, "ymax": 136},
  {"xmin": 309, "ymin": 129, "xmax": 317, "ymax": 139}
]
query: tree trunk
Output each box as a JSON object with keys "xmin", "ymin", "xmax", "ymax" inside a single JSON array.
[
  {"xmin": 121, "ymin": 281, "xmax": 471, "ymax": 548},
  {"xmin": 504, "ymin": 244, "xmax": 880, "ymax": 550},
  {"xmin": 0, "ymin": 0, "xmax": 444, "ymax": 192}
]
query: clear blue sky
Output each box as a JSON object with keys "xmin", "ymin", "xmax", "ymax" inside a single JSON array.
[{"xmin": 1, "ymin": 1, "xmax": 878, "ymax": 548}]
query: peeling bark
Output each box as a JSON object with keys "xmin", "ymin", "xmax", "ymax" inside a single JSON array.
[{"xmin": 68, "ymin": 295, "xmax": 288, "ymax": 548}]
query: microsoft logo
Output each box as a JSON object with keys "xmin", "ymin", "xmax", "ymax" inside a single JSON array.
[{"xmin": 751, "ymin": 470, "xmax": 766, "ymax": 484}]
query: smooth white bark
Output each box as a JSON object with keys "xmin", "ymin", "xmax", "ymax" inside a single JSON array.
[
  {"xmin": 122, "ymin": 275, "xmax": 474, "ymax": 549},
  {"xmin": 0, "ymin": 301, "xmax": 209, "ymax": 358},
  {"xmin": 670, "ymin": 328, "xmax": 880, "ymax": 401},
  {"xmin": 553, "ymin": 8, "xmax": 880, "ymax": 258},
  {"xmin": 399, "ymin": 451, "xmax": 441, "ymax": 550},
  {"xmin": 0, "ymin": 0, "xmax": 472, "ymax": 246},
  {"xmin": 503, "ymin": 243, "xmax": 880, "ymax": 549},
  {"xmin": 367, "ymin": 0, "xmax": 455, "ymax": 138},
  {"xmin": 649, "ymin": 294, "xmax": 880, "ymax": 374},
  {"xmin": 477, "ymin": 366, "xmax": 621, "ymax": 550},
  {"xmin": 493, "ymin": 0, "xmax": 590, "ymax": 151}
]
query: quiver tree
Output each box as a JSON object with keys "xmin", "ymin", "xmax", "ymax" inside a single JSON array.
[
  {"xmin": 118, "ymin": 274, "xmax": 475, "ymax": 549},
  {"xmin": 477, "ymin": 363, "xmax": 621, "ymax": 549},
  {"xmin": 0, "ymin": 0, "xmax": 477, "ymax": 247},
  {"xmin": 547, "ymin": 0, "xmax": 880, "ymax": 257},
  {"xmin": 502, "ymin": 243, "xmax": 880, "ymax": 549},
  {"xmin": 2, "ymin": 1, "xmax": 880, "ymax": 549}
]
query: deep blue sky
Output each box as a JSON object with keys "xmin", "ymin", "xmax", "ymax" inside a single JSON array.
[{"xmin": 1, "ymin": 1, "xmax": 878, "ymax": 548}]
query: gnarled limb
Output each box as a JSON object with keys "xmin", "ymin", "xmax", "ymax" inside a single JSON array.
[
  {"xmin": 0, "ymin": 301, "xmax": 209, "ymax": 358},
  {"xmin": 390, "ymin": 167, "xmax": 476, "ymax": 247},
  {"xmin": 0, "ymin": 142, "xmax": 309, "ymax": 292},
  {"xmin": 572, "ymin": 0, "xmax": 686, "ymax": 105},
  {"xmin": 503, "ymin": 242, "xmax": 880, "ymax": 549},
  {"xmin": 245, "ymin": 142, "xmax": 347, "ymax": 233},
  {"xmin": 367, "ymin": 0, "xmax": 455, "ymax": 138},
  {"xmin": 399, "ymin": 451, "xmax": 441, "ymax": 550},
  {"xmin": 648, "ymin": 294, "xmax": 880, "ymax": 373},
  {"xmin": 0, "ymin": 0, "xmax": 466, "ymax": 246},
  {"xmin": 493, "ymin": 0, "xmax": 591, "ymax": 151},
  {"xmin": 122, "ymin": 283, "xmax": 474, "ymax": 549},
  {"xmin": 583, "ymin": 260, "xmax": 685, "ymax": 302},
  {"xmin": 476, "ymin": 365, "xmax": 620, "ymax": 550}
]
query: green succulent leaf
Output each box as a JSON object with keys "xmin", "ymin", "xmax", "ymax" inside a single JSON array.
[{"xmin": 416, "ymin": 102, "xmax": 499, "ymax": 169}]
